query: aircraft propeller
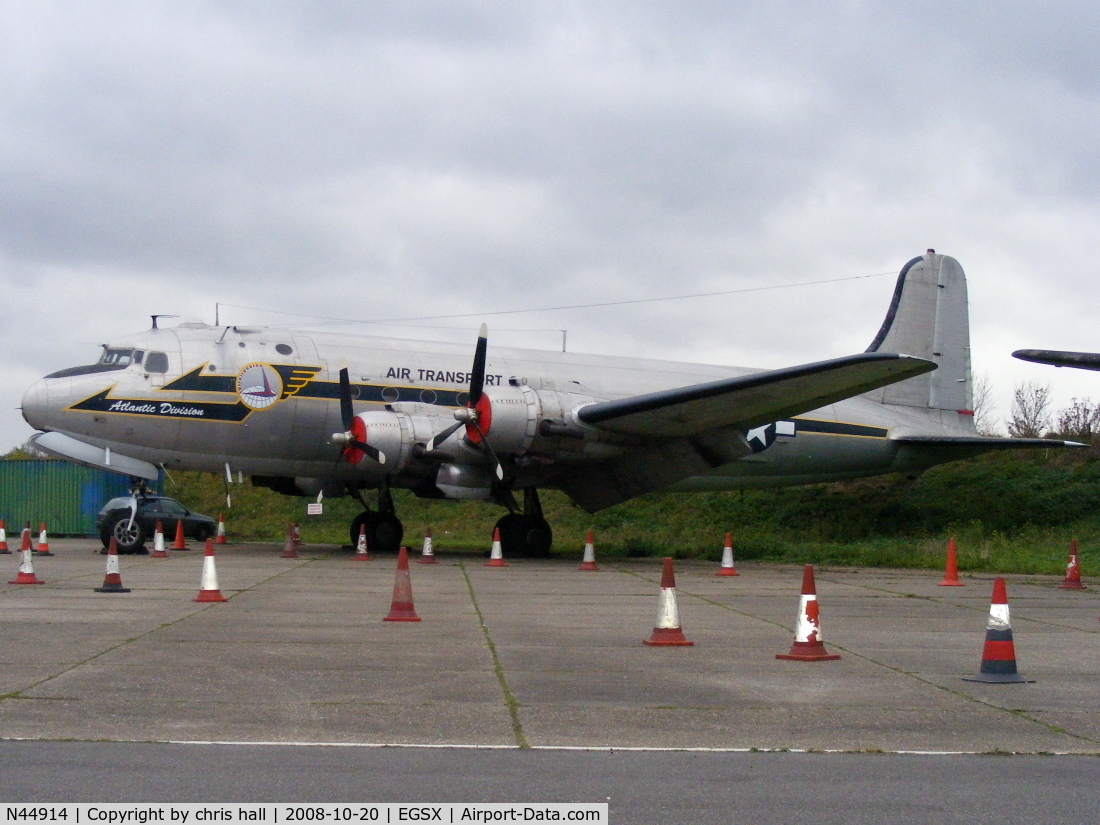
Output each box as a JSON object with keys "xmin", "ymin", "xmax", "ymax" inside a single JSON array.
[
  {"xmin": 427, "ymin": 324, "xmax": 504, "ymax": 480},
  {"xmin": 332, "ymin": 368, "xmax": 386, "ymax": 465}
]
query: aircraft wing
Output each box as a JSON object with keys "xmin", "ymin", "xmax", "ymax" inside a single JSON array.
[
  {"xmin": 1013, "ymin": 349, "xmax": 1100, "ymax": 371},
  {"xmin": 575, "ymin": 353, "xmax": 935, "ymax": 438}
]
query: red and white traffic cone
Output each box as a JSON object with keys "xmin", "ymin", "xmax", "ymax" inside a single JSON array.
[
  {"xmin": 150, "ymin": 520, "xmax": 168, "ymax": 558},
  {"xmin": 214, "ymin": 514, "xmax": 227, "ymax": 545},
  {"xmin": 417, "ymin": 528, "xmax": 438, "ymax": 564},
  {"xmin": 716, "ymin": 532, "xmax": 739, "ymax": 577},
  {"xmin": 0, "ymin": 519, "xmax": 9, "ymax": 554},
  {"xmin": 194, "ymin": 539, "xmax": 227, "ymax": 603},
  {"xmin": 9, "ymin": 527, "xmax": 44, "ymax": 584},
  {"xmin": 281, "ymin": 523, "xmax": 299, "ymax": 559},
  {"xmin": 292, "ymin": 522, "xmax": 302, "ymax": 548},
  {"xmin": 777, "ymin": 565, "xmax": 841, "ymax": 661},
  {"xmin": 1059, "ymin": 539, "xmax": 1086, "ymax": 590},
  {"xmin": 94, "ymin": 538, "xmax": 131, "ymax": 593},
  {"xmin": 172, "ymin": 520, "xmax": 188, "ymax": 551},
  {"xmin": 351, "ymin": 524, "xmax": 371, "ymax": 561},
  {"xmin": 939, "ymin": 537, "xmax": 963, "ymax": 586},
  {"xmin": 963, "ymin": 578, "xmax": 1033, "ymax": 683},
  {"xmin": 383, "ymin": 547, "xmax": 421, "ymax": 622},
  {"xmin": 486, "ymin": 527, "xmax": 508, "ymax": 567},
  {"xmin": 35, "ymin": 522, "xmax": 53, "ymax": 556},
  {"xmin": 578, "ymin": 530, "xmax": 598, "ymax": 571},
  {"xmin": 645, "ymin": 557, "xmax": 693, "ymax": 646}
]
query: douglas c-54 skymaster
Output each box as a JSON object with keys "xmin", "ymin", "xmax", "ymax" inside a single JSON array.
[{"xmin": 22, "ymin": 250, "xmax": 1072, "ymax": 555}]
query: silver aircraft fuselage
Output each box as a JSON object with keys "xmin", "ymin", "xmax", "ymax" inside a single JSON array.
[{"xmin": 21, "ymin": 322, "xmax": 977, "ymax": 495}]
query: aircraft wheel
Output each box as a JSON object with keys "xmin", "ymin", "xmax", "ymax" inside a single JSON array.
[
  {"xmin": 495, "ymin": 514, "xmax": 553, "ymax": 558},
  {"xmin": 110, "ymin": 517, "xmax": 146, "ymax": 554},
  {"xmin": 349, "ymin": 510, "xmax": 378, "ymax": 550},
  {"xmin": 373, "ymin": 513, "xmax": 404, "ymax": 555}
]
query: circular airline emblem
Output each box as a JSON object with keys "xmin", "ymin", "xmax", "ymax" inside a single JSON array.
[{"xmin": 237, "ymin": 363, "xmax": 283, "ymax": 410}]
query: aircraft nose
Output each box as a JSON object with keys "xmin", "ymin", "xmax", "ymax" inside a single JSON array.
[{"xmin": 21, "ymin": 378, "xmax": 50, "ymax": 430}]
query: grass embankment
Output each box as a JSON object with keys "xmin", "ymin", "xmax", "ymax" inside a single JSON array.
[{"xmin": 163, "ymin": 446, "xmax": 1100, "ymax": 576}]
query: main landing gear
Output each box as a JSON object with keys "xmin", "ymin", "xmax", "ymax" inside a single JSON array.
[{"xmin": 345, "ymin": 485, "xmax": 553, "ymax": 558}]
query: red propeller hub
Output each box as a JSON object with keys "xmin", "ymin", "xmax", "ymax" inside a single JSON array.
[
  {"xmin": 344, "ymin": 417, "xmax": 367, "ymax": 464},
  {"xmin": 465, "ymin": 394, "xmax": 493, "ymax": 444}
]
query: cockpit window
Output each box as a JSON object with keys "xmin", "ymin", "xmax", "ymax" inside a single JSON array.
[
  {"xmin": 145, "ymin": 352, "xmax": 169, "ymax": 374},
  {"xmin": 98, "ymin": 348, "xmax": 136, "ymax": 367}
]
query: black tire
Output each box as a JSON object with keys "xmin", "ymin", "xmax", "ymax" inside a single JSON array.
[
  {"xmin": 494, "ymin": 514, "xmax": 553, "ymax": 558},
  {"xmin": 349, "ymin": 510, "xmax": 404, "ymax": 555},
  {"xmin": 349, "ymin": 510, "xmax": 378, "ymax": 550},
  {"xmin": 109, "ymin": 516, "xmax": 146, "ymax": 554}
]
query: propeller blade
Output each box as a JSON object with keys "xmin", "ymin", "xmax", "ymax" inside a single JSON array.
[
  {"xmin": 428, "ymin": 420, "xmax": 464, "ymax": 451},
  {"xmin": 338, "ymin": 368, "xmax": 355, "ymax": 430},
  {"xmin": 469, "ymin": 323, "xmax": 488, "ymax": 405},
  {"xmin": 472, "ymin": 420, "xmax": 505, "ymax": 481},
  {"xmin": 349, "ymin": 438, "xmax": 386, "ymax": 465}
]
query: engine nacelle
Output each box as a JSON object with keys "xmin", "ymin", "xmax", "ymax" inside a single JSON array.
[{"xmin": 350, "ymin": 410, "xmax": 449, "ymax": 473}]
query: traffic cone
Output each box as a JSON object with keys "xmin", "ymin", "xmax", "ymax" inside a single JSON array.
[
  {"xmin": 172, "ymin": 520, "xmax": 188, "ymax": 551},
  {"xmin": 716, "ymin": 532, "xmax": 739, "ymax": 577},
  {"xmin": 214, "ymin": 514, "xmax": 227, "ymax": 545},
  {"xmin": 35, "ymin": 522, "xmax": 53, "ymax": 556},
  {"xmin": 417, "ymin": 527, "xmax": 438, "ymax": 564},
  {"xmin": 292, "ymin": 522, "xmax": 302, "ymax": 548},
  {"xmin": 383, "ymin": 547, "xmax": 421, "ymax": 622},
  {"xmin": 94, "ymin": 538, "xmax": 131, "ymax": 593},
  {"xmin": 486, "ymin": 527, "xmax": 508, "ymax": 567},
  {"xmin": 645, "ymin": 557, "xmax": 693, "ymax": 646},
  {"xmin": 0, "ymin": 519, "xmax": 9, "ymax": 554},
  {"xmin": 193, "ymin": 539, "xmax": 227, "ymax": 602},
  {"xmin": 9, "ymin": 527, "xmax": 43, "ymax": 584},
  {"xmin": 281, "ymin": 523, "xmax": 299, "ymax": 558},
  {"xmin": 351, "ymin": 524, "xmax": 371, "ymax": 561},
  {"xmin": 963, "ymin": 578, "xmax": 1033, "ymax": 683},
  {"xmin": 938, "ymin": 537, "xmax": 964, "ymax": 586},
  {"xmin": 578, "ymin": 530, "xmax": 598, "ymax": 571},
  {"xmin": 150, "ymin": 520, "xmax": 168, "ymax": 558},
  {"xmin": 777, "ymin": 565, "xmax": 841, "ymax": 661},
  {"xmin": 1059, "ymin": 539, "xmax": 1086, "ymax": 590}
]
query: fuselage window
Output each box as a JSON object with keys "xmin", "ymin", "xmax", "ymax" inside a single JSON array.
[
  {"xmin": 133, "ymin": 351, "xmax": 145, "ymax": 365},
  {"xmin": 275, "ymin": 344, "xmax": 293, "ymax": 356},
  {"xmin": 145, "ymin": 352, "xmax": 170, "ymax": 374}
]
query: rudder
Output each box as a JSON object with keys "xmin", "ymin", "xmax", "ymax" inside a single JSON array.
[{"xmin": 865, "ymin": 250, "xmax": 972, "ymax": 415}]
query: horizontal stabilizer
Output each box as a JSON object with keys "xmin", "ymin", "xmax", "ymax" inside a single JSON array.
[
  {"xmin": 1013, "ymin": 349, "xmax": 1100, "ymax": 372},
  {"xmin": 30, "ymin": 431, "xmax": 160, "ymax": 480},
  {"xmin": 892, "ymin": 435, "xmax": 1085, "ymax": 463},
  {"xmin": 576, "ymin": 353, "xmax": 935, "ymax": 438}
]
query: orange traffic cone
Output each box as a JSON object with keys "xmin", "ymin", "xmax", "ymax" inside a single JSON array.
[
  {"xmin": 383, "ymin": 547, "xmax": 421, "ymax": 622},
  {"xmin": 777, "ymin": 565, "xmax": 841, "ymax": 661},
  {"xmin": 0, "ymin": 519, "xmax": 9, "ymax": 554},
  {"xmin": 9, "ymin": 527, "xmax": 43, "ymax": 584},
  {"xmin": 281, "ymin": 523, "xmax": 299, "ymax": 558},
  {"xmin": 94, "ymin": 538, "xmax": 131, "ymax": 593},
  {"xmin": 193, "ymin": 539, "xmax": 227, "ymax": 602},
  {"xmin": 716, "ymin": 532, "xmax": 739, "ymax": 577},
  {"xmin": 215, "ymin": 514, "xmax": 228, "ymax": 545},
  {"xmin": 963, "ymin": 578, "xmax": 1033, "ymax": 683},
  {"xmin": 172, "ymin": 520, "xmax": 188, "ymax": 551},
  {"xmin": 35, "ymin": 522, "xmax": 53, "ymax": 556},
  {"xmin": 417, "ymin": 528, "xmax": 438, "ymax": 564},
  {"xmin": 645, "ymin": 557, "xmax": 693, "ymax": 646},
  {"xmin": 938, "ymin": 537, "xmax": 964, "ymax": 586},
  {"xmin": 578, "ymin": 530, "xmax": 598, "ymax": 571},
  {"xmin": 486, "ymin": 527, "xmax": 508, "ymax": 567},
  {"xmin": 150, "ymin": 520, "xmax": 168, "ymax": 558},
  {"xmin": 1059, "ymin": 539, "xmax": 1086, "ymax": 590},
  {"xmin": 352, "ymin": 524, "xmax": 371, "ymax": 561}
]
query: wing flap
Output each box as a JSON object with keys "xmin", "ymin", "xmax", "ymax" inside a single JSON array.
[{"xmin": 576, "ymin": 353, "xmax": 935, "ymax": 438}]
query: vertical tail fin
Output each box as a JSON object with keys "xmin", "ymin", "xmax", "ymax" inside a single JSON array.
[{"xmin": 864, "ymin": 250, "xmax": 973, "ymax": 416}]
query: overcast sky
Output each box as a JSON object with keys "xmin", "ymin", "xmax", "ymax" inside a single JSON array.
[{"xmin": 4, "ymin": 1, "xmax": 1100, "ymax": 451}]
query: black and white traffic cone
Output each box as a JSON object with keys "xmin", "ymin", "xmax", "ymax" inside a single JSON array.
[
  {"xmin": 776, "ymin": 565, "xmax": 840, "ymax": 661},
  {"xmin": 645, "ymin": 557, "xmax": 693, "ymax": 646},
  {"xmin": 94, "ymin": 538, "xmax": 131, "ymax": 593},
  {"xmin": 963, "ymin": 578, "xmax": 1033, "ymax": 683}
]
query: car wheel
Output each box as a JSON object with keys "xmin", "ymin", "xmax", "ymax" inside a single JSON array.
[{"xmin": 110, "ymin": 516, "xmax": 146, "ymax": 554}]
